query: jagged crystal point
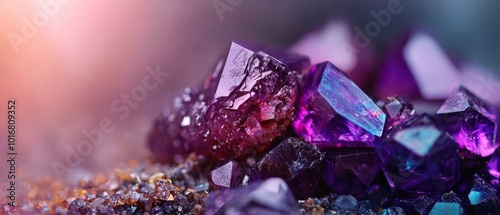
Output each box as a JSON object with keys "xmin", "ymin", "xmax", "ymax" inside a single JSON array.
[
  {"xmin": 436, "ymin": 86, "xmax": 499, "ymax": 157},
  {"xmin": 294, "ymin": 61, "xmax": 386, "ymax": 147}
]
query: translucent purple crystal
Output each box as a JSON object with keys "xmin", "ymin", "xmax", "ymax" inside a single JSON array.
[
  {"xmin": 251, "ymin": 137, "xmax": 324, "ymax": 197},
  {"xmin": 376, "ymin": 114, "xmax": 461, "ymax": 193},
  {"xmin": 202, "ymin": 41, "xmax": 310, "ymax": 159},
  {"xmin": 207, "ymin": 160, "xmax": 247, "ymax": 190},
  {"xmin": 293, "ymin": 61, "xmax": 386, "ymax": 147},
  {"xmin": 321, "ymin": 147, "xmax": 381, "ymax": 195},
  {"xmin": 436, "ymin": 86, "xmax": 500, "ymax": 157},
  {"xmin": 375, "ymin": 31, "xmax": 460, "ymax": 100},
  {"xmin": 394, "ymin": 194, "xmax": 435, "ymax": 215},
  {"xmin": 380, "ymin": 95, "xmax": 415, "ymax": 131},
  {"xmin": 205, "ymin": 178, "xmax": 300, "ymax": 215}
]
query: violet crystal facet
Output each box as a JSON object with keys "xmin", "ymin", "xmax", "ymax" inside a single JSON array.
[
  {"xmin": 203, "ymin": 41, "xmax": 310, "ymax": 159},
  {"xmin": 205, "ymin": 178, "xmax": 300, "ymax": 215},
  {"xmin": 436, "ymin": 86, "xmax": 500, "ymax": 157},
  {"xmin": 321, "ymin": 147, "xmax": 381, "ymax": 195},
  {"xmin": 486, "ymin": 148, "xmax": 500, "ymax": 188},
  {"xmin": 293, "ymin": 61, "xmax": 386, "ymax": 147},
  {"xmin": 380, "ymin": 95, "xmax": 416, "ymax": 131},
  {"xmin": 207, "ymin": 160, "xmax": 247, "ymax": 190},
  {"xmin": 251, "ymin": 137, "xmax": 324, "ymax": 198},
  {"xmin": 376, "ymin": 114, "xmax": 461, "ymax": 193}
]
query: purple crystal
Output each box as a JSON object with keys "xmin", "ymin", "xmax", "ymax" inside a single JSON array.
[
  {"xmin": 486, "ymin": 148, "xmax": 500, "ymax": 187},
  {"xmin": 207, "ymin": 160, "xmax": 247, "ymax": 190},
  {"xmin": 436, "ymin": 86, "xmax": 500, "ymax": 157},
  {"xmin": 375, "ymin": 31, "xmax": 460, "ymax": 100},
  {"xmin": 293, "ymin": 61, "xmax": 386, "ymax": 147},
  {"xmin": 379, "ymin": 95, "xmax": 415, "ymax": 131},
  {"xmin": 321, "ymin": 147, "xmax": 381, "ymax": 195},
  {"xmin": 251, "ymin": 137, "xmax": 324, "ymax": 198},
  {"xmin": 202, "ymin": 41, "xmax": 310, "ymax": 159},
  {"xmin": 205, "ymin": 178, "xmax": 300, "ymax": 215},
  {"xmin": 376, "ymin": 114, "xmax": 461, "ymax": 193}
]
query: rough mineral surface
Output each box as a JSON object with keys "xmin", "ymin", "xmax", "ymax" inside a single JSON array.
[
  {"xmin": 251, "ymin": 137, "xmax": 324, "ymax": 198},
  {"xmin": 293, "ymin": 61, "xmax": 386, "ymax": 148},
  {"xmin": 380, "ymin": 95, "xmax": 415, "ymax": 131},
  {"xmin": 201, "ymin": 41, "xmax": 310, "ymax": 160}
]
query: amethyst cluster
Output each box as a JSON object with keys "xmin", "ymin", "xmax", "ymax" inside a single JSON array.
[{"xmin": 148, "ymin": 37, "xmax": 500, "ymax": 214}]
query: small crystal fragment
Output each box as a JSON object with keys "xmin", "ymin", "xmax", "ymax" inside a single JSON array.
[
  {"xmin": 436, "ymin": 86, "xmax": 500, "ymax": 157},
  {"xmin": 380, "ymin": 95, "xmax": 415, "ymax": 131},
  {"xmin": 251, "ymin": 137, "xmax": 324, "ymax": 197},
  {"xmin": 486, "ymin": 148, "xmax": 500, "ymax": 187},
  {"xmin": 207, "ymin": 160, "xmax": 246, "ymax": 190}
]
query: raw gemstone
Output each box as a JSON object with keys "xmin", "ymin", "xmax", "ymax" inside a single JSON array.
[
  {"xmin": 251, "ymin": 137, "xmax": 324, "ymax": 198},
  {"xmin": 321, "ymin": 147, "xmax": 381, "ymax": 195},
  {"xmin": 436, "ymin": 86, "xmax": 500, "ymax": 157},
  {"xmin": 203, "ymin": 41, "xmax": 310, "ymax": 159},
  {"xmin": 207, "ymin": 160, "xmax": 247, "ymax": 190},
  {"xmin": 486, "ymin": 148, "xmax": 500, "ymax": 187},
  {"xmin": 379, "ymin": 95, "xmax": 415, "ymax": 131},
  {"xmin": 441, "ymin": 191, "xmax": 464, "ymax": 206},
  {"xmin": 428, "ymin": 202, "xmax": 463, "ymax": 215},
  {"xmin": 376, "ymin": 114, "xmax": 461, "ymax": 193},
  {"xmin": 293, "ymin": 61, "xmax": 386, "ymax": 147},
  {"xmin": 205, "ymin": 178, "xmax": 300, "ymax": 215},
  {"xmin": 375, "ymin": 31, "xmax": 460, "ymax": 100}
]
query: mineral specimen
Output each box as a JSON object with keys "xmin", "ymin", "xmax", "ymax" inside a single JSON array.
[
  {"xmin": 293, "ymin": 61, "xmax": 386, "ymax": 147},
  {"xmin": 251, "ymin": 137, "xmax": 324, "ymax": 198},
  {"xmin": 376, "ymin": 114, "xmax": 461, "ymax": 193},
  {"xmin": 202, "ymin": 41, "xmax": 310, "ymax": 159},
  {"xmin": 207, "ymin": 159, "xmax": 248, "ymax": 190},
  {"xmin": 436, "ymin": 86, "xmax": 500, "ymax": 157},
  {"xmin": 486, "ymin": 148, "xmax": 500, "ymax": 188},
  {"xmin": 379, "ymin": 95, "xmax": 415, "ymax": 131},
  {"xmin": 428, "ymin": 202, "xmax": 464, "ymax": 215}
]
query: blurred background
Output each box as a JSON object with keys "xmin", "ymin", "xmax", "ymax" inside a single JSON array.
[{"xmin": 1, "ymin": 0, "xmax": 500, "ymax": 182}]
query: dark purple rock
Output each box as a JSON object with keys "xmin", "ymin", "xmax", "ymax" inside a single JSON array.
[
  {"xmin": 293, "ymin": 61, "xmax": 386, "ymax": 148},
  {"xmin": 380, "ymin": 95, "xmax": 415, "ymax": 131},
  {"xmin": 376, "ymin": 114, "xmax": 461, "ymax": 193},
  {"xmin": 436, "ymin": 86, "xmax": 500, "ymax": 157},
  {"xmin": 202, "ymin": 41, "xmax": 310, "ymax": 160},
  {"xmin": 251, "ymin": 137, "xmax": 324, "ymax": 198},
  {"xmin": 207, "ymin": 160, "xmax": 247, "ymax": 190},
  {"xmin": 205, "ymin": 178, "xmax": 300, "ymax": 215},
  {"xmin": 321, "ymin": 147, "xmax": 381, "ymax": 195}
]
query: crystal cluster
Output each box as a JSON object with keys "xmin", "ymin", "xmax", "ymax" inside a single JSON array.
[{"xmin": 142, "ymin": 39, "xmax": 500, "ymax": 214}]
